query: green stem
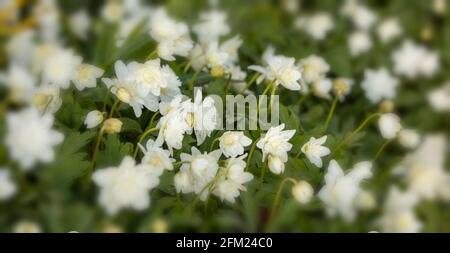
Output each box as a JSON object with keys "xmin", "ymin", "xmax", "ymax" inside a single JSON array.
[
  {"xmin": 146, "ymin": 49, "xmax": 158, "ymax": 60},
  {"xmin": 244, "ymin": 73, "xmax": 260, "ymax": 90},
  {"xmin": 332, "ymin": 113, "xmax": 381, "ymax": 156},
  {"xmin": 149, "ymin": 111, "xmax": 160, "ymax": 128},
  {"xmin": 224, "ymin": 74, "xmax": 233, "ymax": 96},
  {"xmin": 188, "ymin": 65, "xmax": 205, "ymax": 91},
  {"xmin": 257, "ymin": 82, "xmax": 273, "ymax": 114},
  {"xmin": 88, "ymin": 128, "xmax": 104, "ymax": 178},
  {"xmin": 209, "ymin": 137, "xmax": 220, "ymax": 151},
  {"xmin": 323, "ymin": 97, "xmax": 338, "ymax": 132},
  {"xmin": 373, "ymin": 139, "xmax": 392, "ymax": 162},
  {"xmin": 133, "ymin": 127, "xmax": 159, "ymax": 159},
  {"xmin": 269, "ymin": 84, "xmax": 277, "ymax": 114},
  {"xmin": 108, "ymin": 100, "xmax": 120, "ymax": 118},
  {"xmin": 245, "ymin": 140, "xmax": 258, "ymax": 171},
  {"xmin": 259, "ymin": 164, "xmax": 267, "ymax": 186},
  {"xmin": 268, "ymin": 177, "xmax": 297, "ymax": 222}
]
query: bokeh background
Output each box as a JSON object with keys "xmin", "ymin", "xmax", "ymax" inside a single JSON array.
[{"xmin": 0, "ymin": 0, "xmax": 449, "ymax": 232}]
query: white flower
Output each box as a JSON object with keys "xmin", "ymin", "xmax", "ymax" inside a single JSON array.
[
  {"xmin": 84, "ymin": 110, "xmax": 104, "ymax": 129},
  {"xmin": 93, "ymin": 156, "xmax": 161, "ymax": 215},
  {"xmin": 0, "ymin": 64, "xmax": 36, "ymax": 103},
  {"xmin": 298, "ymin": 55, "xmax": 330, "ymax": 84},
  {"xmin": 433, "ymin": 0, "xmax": 447, "ymax": 16},
  {"xmin": 139, "ymin": 140, "xmax": 174, "ymax": 172},
  {"xmin": 5, "ymin": 107, "xmax": 64, "ymax": 170},
  {"xmin": 193, "ymin": 10, "xmax": 230, "ymax": 42},
  {"xmin": 292, "ymin": 180, "xmax": 314, "ymax": 204},
  {"xmin": 318, "ymin": 160, "xmax": 373, "ymax": 222},
  {"xmin": 355, "ymin": 190, "xmax": 376, "ymax": 210},
  {"xmin": 101, "ymin": 0, "xmax": 123, "ymax": 22},
  {"xmin": 31, "ymin": 84, "xmax": 62, "ymax": 114},
  {"xmin": 361, "ymin": 68, "xmax": 399, "ymax": 104},
  {"xmin": 294, "ymin": 13, "xmax": 334, "ymax": 40},
  {"xmin": 257, "ymin": 124, "xmax": 295, "ymax": 174},
  {"xmin": 396, "ymin": 135, "xmax": 450, "ymax": 201},
  {"xmin": 6, "ymin": 30, "xmax": 35, "ymax": 66},
  {"xmin": 69, "ymin": 10, "xmax": 91, "ymax": 40},
  {"xmin": 377, "ymin": 18, "xmax": 402, "ymax": 43},
  {"xmin": 192, "ymin": 90, "xmax": 218, "ymax": 145},
  {"xmin": 392, "ymin": 40, "xmax": 440, "ymax": 79},
  {"xmin": 301, "ymin": 136, "xmax": 330, "ymax": 168},
  {"xmin": 0, "ymin": 168, "xmax": 16, "ymax": 201},
  {"xmin": 428, "ymin": 82, "xmax": 450, "ymax": 112},
  {"xmin": 13, "ymin": 220, "xmax": 42, "ymax": 233},
  {"xmin": 398, "ymin": 129, "xmax": 420, "ymax": 149},
  {"xmin": 378, "ymin": 113, "xmax": 402, "ymax": 139},
  {"xmin": 377, "ymin": 187, "xmax": 422, "ymax": 233},
  {"xmin": 175, "ymin": 147, "xmax": 222, "ymax": 201},
  {"xmin": 128, "ymin": 59, "xmax": 181, "ymax": 97},
  {"xmin": 348, "ymin": 31, "xmax": 372, "ymax": 56},
  {"xmin": 312, "ymin": 78, "xmax": 333, "ymax": 100},
  {"xmin": 155, "ymin": 96, "xmax": 192, "ymax": 153},
  {"xmin": 213, "ymin": 155, "xmax": 254, "ymax": 203},
  {"xmin": 149, "ymin": 8, "xmax": 193, "ymax": 61},
  {"xmin": 333, "ymin": 78, "xmax": 354, "ymax": 101},
  {"xmin": 219, "ymin": 131, "xmax": 252, "ymax": 158},
  {"xmin": 350, "ymin": 5, "xmax": 377, "ymax": 31},
  {"xmin": 41, "ymin": 48, "xmax": 82, "ymax": 89},
  {"xmin": 73, "ymin": 64, "xmax": 104, "ymax": 91},
  {"xmin": 102, "ymin": 61, "xmax": 159, "ymax": 117},
  {"xmin": 249, "ymin": 48, "xmax": 302, "ymax": 90}
]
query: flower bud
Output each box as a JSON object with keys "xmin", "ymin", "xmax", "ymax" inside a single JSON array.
[
  {"xmin": 292, "ymin": 180, "xmax": 314, "ymax": 204},
  {"xmin": 378, "ymin": 113, "xmax": 402, "ymax": 139},
  {"xmin": 379, "ymin": 100, "xmax": 394, "ymax": 113},
  {"xmin": 151, "ymin": 218, "xmax": 168, "ymax": 233},
  {"xmin": 84, "ymin": 110, "xmax": 104, "ymax": 129},
  {"xmin": 398, "ymin": 129, "xmax": 420, "ymax": 149},
  {"xmin": 268, "ymin": 155, "xmax": 285, "ymax": 174},
  {"xmin": 102, "ymin": 118, "xmax": 122, "ymax": 134}
]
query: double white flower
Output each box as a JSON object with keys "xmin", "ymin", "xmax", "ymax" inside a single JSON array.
[
  {"xmin": 257, "ymin": 124, "xmax": 296, "ymax": 174},
  {"xmin": 249, "ymin": 47, "xmax": 302, "ymax": 91},
  {"xmin": 213, "ymin": 155, "xmax": 254, "ymax": 203},
  {"xmin": 219, "ymin": 131, "xmax": 252, "ymax": 158},
  {"xmin": 93, "ymin": 156, "xmax": 161, "ymax": 215},
  {"xmin": 149, "ymin": 8, "xmax": 193, "ymax": 61},
  {"xmin": 5, "ymin": 107, "xmax": 64, "ymax": 170},
  {"xmin": 318, "ymin": 160, "xmax": 373, "ymax": 222},
  {"xmin": 174, "ymin": 147, "xmax": 222, "ymax": 201}
]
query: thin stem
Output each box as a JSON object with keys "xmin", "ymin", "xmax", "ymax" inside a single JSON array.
[
  {"xmin": 244, "ymin": 73, "xmax": 260, "ymax": 91},
  {"xmin": 269, "ymin": 177, "xmax": 297, "ymax": 222},
  {"xmin": 146, "ymin": 49, "xmax": 158, "ymax": 60},
  {"xmin": 245, "ymin": 140, "xmax": 258, "ymax": 171},
  {"xmin": 323, "ymin": 97, "xmax": 338, "ymax": 132},
  {"xmin": 332, "ymin": 113, "xmax": 381, "ymax": 156},
  {"xmin": 183, "ymin": 60, "xmax": 193, "ymax": 73},
  {"xmin": 257, "ymin": 82, "xmax": 273, "ymax": 114},
  {"xmin": 269, "ymin": 84, "xmax": 277, "ymax": 114},
  {"xmin": 373, "ymin": 139, "xmax": 392, "ymax": 162},
  {"xmin": 259, "ymin": 164, "xmax": 267, "ymax": 186},
  {"xmin": 149, "ymin": 111, "xmax": 160, "ymax": 128},
  {"xmin": 108, "ymin": 100, "xmax": 120, "ymax": 118},
  {"xmin": 88, "ymin": 128, "xmax": 104, "ymax": 178},
  {"xmin": 209, "ymin": 137, "xmax": 220, "ymax": 151},
  {"xmin": 224, "ymin": 74, "xmax": 233, "ymax": 96},
  {"xmin": 133, "ymin": 127, "xmax": 159, "ymax": 159},
  {"xmin": 188, "ymin": 65, "xmax": 205, "ymax": 91}
]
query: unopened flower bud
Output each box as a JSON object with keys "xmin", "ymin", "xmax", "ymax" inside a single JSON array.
[
  {"xmin": 292, "ymin": 180, "xmax": 314, "ymax": 204},
  {"xmin": 102, "ymin": 118, "xmax": 122, "ymax": 134},
  {"xmin": 379, "ymin": 100, "xmax": 394, "ymax": 113},
  {"xmin": 84, "ymin": 110, "xmax": 104, "ymax": 129}
]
